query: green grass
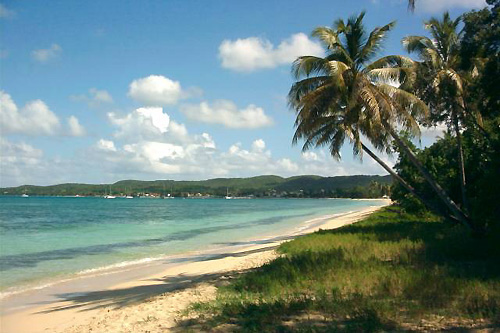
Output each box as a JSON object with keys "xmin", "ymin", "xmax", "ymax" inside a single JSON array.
[{"xmin": 179, "ymin": 206, "xmax": 500, "ymax": 332}]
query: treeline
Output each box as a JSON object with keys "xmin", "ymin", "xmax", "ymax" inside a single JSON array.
[{"xmin": 0, "ymin": 175, "xmax": 391, "ymax": 198}]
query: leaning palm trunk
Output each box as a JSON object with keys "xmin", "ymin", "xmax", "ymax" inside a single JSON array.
[
  {"xmin": 361, "ymin": 143, "xmax": 455, "ymax": 220},
  {"xmin": 452, "ymin": 109, "xmax": 470, "ymax": 212},
  {"xmin": 386, "ymin": 125, "xmax": 474, "ymax": 230}
]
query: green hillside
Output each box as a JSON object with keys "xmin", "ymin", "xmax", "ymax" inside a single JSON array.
[{"xmin": 1, "ymin": 174, "xmax": 392, "ymax": 198}]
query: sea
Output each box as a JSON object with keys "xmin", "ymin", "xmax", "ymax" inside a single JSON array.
[{"xmin": 0, "ymin": 196, "xmax": 387, "ymax": 298}]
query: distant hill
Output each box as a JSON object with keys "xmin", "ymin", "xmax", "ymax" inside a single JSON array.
[{"xmin": 0, "ymin": 175, "xmax": 392, "ymax": 198}]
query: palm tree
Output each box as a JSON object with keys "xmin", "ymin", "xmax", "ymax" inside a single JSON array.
[
  {"xmin": 403, "ymin": 12, "xmax": 472, "ymax": 213},
  {"xmin": 289, "ymin": 12, "xmax": 473, "ymax": 229}
]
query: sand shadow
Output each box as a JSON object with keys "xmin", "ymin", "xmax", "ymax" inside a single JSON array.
[{"xmin": 34, "ymin": 245, "xmax": 277, "ymax": 314}]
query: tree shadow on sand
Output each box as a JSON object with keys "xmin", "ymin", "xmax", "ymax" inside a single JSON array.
[{"xmin": 34, "ymin": 245, "xmax": 279, "ymax": 314}]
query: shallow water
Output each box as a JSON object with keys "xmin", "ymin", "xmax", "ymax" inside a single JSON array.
[{"xmin": 0, "ymin": 197, "xmax": 386, "ymax": 294}]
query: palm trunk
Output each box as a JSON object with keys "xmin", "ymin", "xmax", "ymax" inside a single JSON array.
[
  {"xmin": 452, "ymin": 110, "xmax": 470, "ymax": 213},
  {"xmin": 361, "ymin": 143, "xmax": 456, "ymax": 221},
  {"xmin": 386, "ymin": 126, "xmax": 474, "ymax": 230}
]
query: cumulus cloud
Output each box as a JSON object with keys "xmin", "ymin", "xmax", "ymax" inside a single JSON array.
[
  {"xmin": 96, "ymin": 139, "xmax": 117, "ymax": 152},
  {"xmin": 219, "ymin": 33, "xmax": 324, "ymax": 72},
  {"xmin": 180, "ymin": 100, "xmax": 273, "ymax": 129},
  {"xmin": 252, "ymin": 139, "xmax": 266, "ymax": 152},
  {"xmin": 417, "ymin": 0, "xmax": 486, "ymax": 12},
  {"xmin": 70, "ymin": 88, "xmax": 113, "ymax": 107},
  {"xmin": 277, "ymin": 158, "xmax": 300, "ymax": 173},
  {"xmin": 67, "ymin": 116, "xmax": 86, "ymax": 137},
  {"xmin": 0, "ymin": 91, "xmax": 61, "ymax": 135},
  {"xmin": 31, "ymin": 44, "xmax": 62, "ymax": 63},
  {"xmin": 0, "ymin": 138, "xmax": 43, "ymax": 163},
  {"xmin": 108, "ymin": 106, "xmax": 192, "ymax": 143},
  {"xmin": 302, "ymin": 151, "xmax": 321, "ymax": 162},
  {"xmin": 0, "ymin": 138, "xmax": 45, "ymax": 187},
  {"xmin": 0, "ymin": 4, "xmax": 15, "ymax": 19},
  {"xmin": 128, "ymin": 75, "xmax": 187, "ymax": 106}
]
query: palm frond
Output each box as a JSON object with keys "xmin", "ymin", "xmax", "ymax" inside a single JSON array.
[
  {"xmin": 292, "ymin": 56, "xmax": 332, "ymax": 79},
  {"xmin": 379, "ymin": 84, "xmax": 429, "ymax": 123},
  {"xmin": 365, "ymin": 55, "xmax": 415, "ymax": 70},
  {"xmin": 367, "ymin": 67, "xmax": 416, "ymax": 87},
  {"xmin": 403, "ymin": 36, "xmax": 435, "ymax": 55},
  {"xmin": 312, "ymin": 26, "xmax": 340, "ymax": 50},
  {"xmin": 288, "ymin": 76, "xmax": 331, "ymax": 107},
  {"xmin": 359, "ymin": 21, "xmax": 396, "ymax": 64}
]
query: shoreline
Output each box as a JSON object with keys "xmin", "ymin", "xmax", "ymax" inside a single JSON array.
[
  {"xmin": 0, "ymin": 202, "xmax": 389, "ymax": 333},
  {"xmin": 0, "ymin": 209, "xmax": 353, "ymax": 302}
]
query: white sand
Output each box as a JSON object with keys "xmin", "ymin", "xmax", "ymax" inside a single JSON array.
[{"xmin": 0, "ymin": 203, "xmax": 388, "ymax": 333}]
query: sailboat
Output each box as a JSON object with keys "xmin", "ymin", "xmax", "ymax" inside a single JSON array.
[
  {"xmin": 164, "ymin": 184, "xmax": 175, "ymax": 199},
  {"xmin": 104, "ymin": 185, "xmax": 116, "ymax": 199},
  {"xmin": 21, "ymin": 187, "xmax": 29, "ymax": 197},
  {"xmin": 225, "ymin": 187, "xmax": 232, "ymax": 200},
  {"xmin": 125, "ymin": 187, "xmax": 134, "ymax": 198}
]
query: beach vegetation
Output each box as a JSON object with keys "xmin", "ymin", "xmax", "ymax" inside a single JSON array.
[{"xmin": 179, "ymin": 206, "xmax": 500, "ymax": 331}]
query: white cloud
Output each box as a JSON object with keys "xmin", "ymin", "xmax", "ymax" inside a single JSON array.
[
  {"xmin": 252, "ymin": 139, "xmax": 266, "ymax": 152},
  {"xmin": 108, "ymin": 107, "xmax": 191, "ymax": 143},
  {"xmin": 180, "ymin": 100, "xmax": 273, "ymax": 129},
  {"xmin": 0, "ymin": 138, "xmax": 43, "ymax": 163},
  {"xmin": 96, "ymin": 139, "xmax": 117, "ymax": 152},
  {"xmin": 67, "ymin": 116, "xmax": 86, "ymax": 137},
  {"xmin": 219, "ymin": 33, "xmax": 324, "ymax": 72},
  {"xmin": 31, "ymin": 44, "xmax": 62, "ymax": 63},
  {"xmin": 70, "ymin": 88, "xmax": 113, "ymax": 107},
  {"xmin": 0, "ymin": 91, "xmax": 61, "ymax": 136},
  {"xmin": 277, "ymin": 158, "xmax": 299, "ymax": 173},
  {"xmin": 128, "ymin": 75, "xmax": 184, "ymax": 106},
  {"xmin": 302, "ymin": 151, "xmax": 320, "ymax": 162},
  {"xmin": 124, "ymin": 142, "xmax": 186, "ymax": 162},
  {"xmin": 199, "ymin": 133, "xmax": 216, "ymax": 149},
  {"xmin": 0, "ymin": 138, "xmax": 45, "ymax": 187},
  {"xmin": 0, "ymin": 4, "xmax": 15, "ymax": 19},
  {"xmin": 418, "ymin": 0, "xmax": 486, "ymax": 12}
]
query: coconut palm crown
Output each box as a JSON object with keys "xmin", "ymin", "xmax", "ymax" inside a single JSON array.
[
  {"xmin": 289, "ymin": 12, "xmax": 427, "ymax": 160},
  {"xmin": 403, "ymin": 12, "xmax": 467, "ymax": 122}
]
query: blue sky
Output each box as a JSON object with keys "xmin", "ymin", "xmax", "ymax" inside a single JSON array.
[{"xmin": 0, "ymin": 0, "xmax": 487, "ymax": 186}]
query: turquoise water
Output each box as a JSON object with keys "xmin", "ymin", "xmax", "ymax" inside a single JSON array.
[{"xmin": 0, "ymin": 197, "xmax": 385, "ymax": 293}]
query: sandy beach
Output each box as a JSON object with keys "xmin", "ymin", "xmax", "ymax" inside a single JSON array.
[{"xmin": 0, "ymin": 203, "xmax": 388, "ymax": 333}]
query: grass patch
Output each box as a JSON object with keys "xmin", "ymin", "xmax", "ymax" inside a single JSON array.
[{"xmin": 178, "ymin": 206, "xmax": 500, "ymax": 331}]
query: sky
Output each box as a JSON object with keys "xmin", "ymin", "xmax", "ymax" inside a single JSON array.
[{"xmin": 0, "ymin": 0, "xmax": 488, "ymax": 187}]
